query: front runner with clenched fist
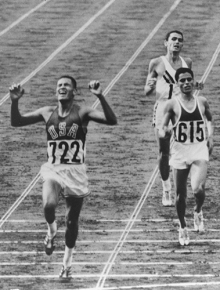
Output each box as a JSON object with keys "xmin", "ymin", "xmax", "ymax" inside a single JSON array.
[{"xmin": 10, "ymin": 76, "xmax": 117, "ymax": 278}]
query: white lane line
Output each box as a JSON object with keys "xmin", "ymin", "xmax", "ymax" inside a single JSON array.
[
  {"xmin": 0, "ymin": 249, "xmax": 219, "ymax": 255},
  {"xmin": 0, "ymin": 173, "xmax": 41, "ymax": 228},
  {"xmin": 0, "ymin": 0, "xmax": 116, "ymax": 106},
  {"xmin": 0, "ymin": 0, "xmax": 51, "ymax": 37},
  {"xmin": 75, "ymin": 281, "xmax": 220, "ymax": 290},
  {"xmin": 0, "ymin": 274, "xmax": 217, "ymax": 279},
  {"xmin": 1, "ymin": 239, "xmax": 220, "ymax": 244},
  {"xmin": 1, "ymin": 228, "xmax": 220, "ymax": 233},
  {"xmin": 4, "ymin": 218, "xmax": 220, "ymax": 223},
  {"xmin": 1, "ymin": 261, "xmax": 220, "ymax": 266}
]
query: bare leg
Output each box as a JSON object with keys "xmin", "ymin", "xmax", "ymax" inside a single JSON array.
[
  {"xmin": 42, "ymin": 179, "xmax": 60, "ymax": 255},
  {"xmin": 158, "ymin": 134, "xmax": 171, "ymax": 182},
  {"xmin": 155, "ymin": 128, "xmax": 172, "ymax": 192},
  {"xmin": 190, "ymin": 160, "xmax": 207, "ymax": 213},
  {"xmin": 42, "ymin": 179, "xmax": 60, "ymax": 226},
  {"xmin": 173, "ymin": 167, "xmax": 190, "ymax": 228},
  {"xmin": 63, "ymin": 197, "xmax": 84, "ymax": 267}
]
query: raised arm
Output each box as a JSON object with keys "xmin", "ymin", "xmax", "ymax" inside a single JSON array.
[
  {"xmin": 10, "ymin": 83, "xmax": 45, "ymax": 127},
  {"xmin": 144, "ymin": 58, "xmax": 158, "ymax": 96},
  {"xmin": 81, "ymin": 81, "xmax": 117, "ymax": 126}
]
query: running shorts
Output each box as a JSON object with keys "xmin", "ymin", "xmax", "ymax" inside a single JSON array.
[
  {"xmin": 169, "ymin": 141, "xmax": 209, "ymax": 169},
  {"xmin": 40, "ymin": 162, "xmax": 90, "ymax": 198}
]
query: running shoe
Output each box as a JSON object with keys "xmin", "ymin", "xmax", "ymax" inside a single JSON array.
[
  {"xmin": 59, "ymin": 265, "xmax": 72, "ymax": 278},
  {"xmin": 179, "ymin": 227, "xmax": 189, "ymax": 246},
  {"xmin": 44, "ymin": 233, "xmax": 56, "ymax": 256},
  {"xmin": 194, "ymin": 210, "xmax": 204, "ymax": 232},
  {"xmin": 162, "ymin": 190, "xmax": 172, "ymax": 206}
]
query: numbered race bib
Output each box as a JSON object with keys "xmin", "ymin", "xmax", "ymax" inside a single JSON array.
[
  {"xmin": 47, "ymin": 139, "xmax": 85, "ymax": 164},
  {"xmin": 175, "ymin": 120, "xmax": 206, "ymax": 144}
]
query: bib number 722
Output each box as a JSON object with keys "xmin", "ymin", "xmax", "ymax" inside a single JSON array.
[{"xmin": 48, "ymin": 140, "xmax": 83, "ymax": 164}]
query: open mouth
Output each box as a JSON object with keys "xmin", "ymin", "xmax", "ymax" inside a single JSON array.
[{"xmin": 58, "ymin": 88, "xmax": 67, "ymax": 94}]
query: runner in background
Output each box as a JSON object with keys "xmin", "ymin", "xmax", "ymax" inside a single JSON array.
[{"xmin": 144, "ymin": 30, "xmax": 203, "ymax": 206}]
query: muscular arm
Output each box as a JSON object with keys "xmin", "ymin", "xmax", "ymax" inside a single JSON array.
[
  {"xmin": 10, "ymin": 84, "xmax": 52, "ymax": 126},
  {"xmin": 144, "ymin": 58, "xmax": 159, "ymax": 96},
  {"xmin": 201, "ymin": 97, "xmax": 214, "ymax": 155},
  {"xmin": 159, "ymin": 100, "xmax": 175, "ymax": 138},
  {"xmin": 11, "ymin": 100, "xmax": 45, "ymax": 127},
  {"xmin": 80, "ymin": 81, "xmax": 117, "ymax": 126}
]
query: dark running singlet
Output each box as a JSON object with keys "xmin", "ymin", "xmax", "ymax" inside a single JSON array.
[
  {"xmin": 46, "ymin": 105, "xmax": 86, "ymax": 164},
  {"xmin": 173, "ymin": 97, "xmax": 206, "ymax": 144}
]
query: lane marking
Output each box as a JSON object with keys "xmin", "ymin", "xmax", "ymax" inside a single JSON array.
[
  {"xmin": 1, "ymin": 228, "xmax": 220, "ymax": 233},
  {"xmin": 1, "ymin": 239, "xmax": 220, "ymax": 244},
  {"xmin": 0, "ymin": 173, "xmax": 40, "ymax": 228},
  {"xmin": 0, "ymin": 0, "xmax": 51, "ymax": 37},
  {"xmin": 0, "ymin": 249, "xmax": 219, "ymax": 255},
  {"xmin": 0, "ymin": 274, "xmax": 217, "ymax": 279},
  {"xmin": 3, "ymin": 218, "xmax": 220, "ymax": 223},
  {"xmin": 1, "ymin": 261, "xmax": 220, "ymax": 266},
  {"xmin": 74, "ymin": 281, "xmax": 220, "ymax": 290},
  {"xmin": 0, "ymin": 0, "xmax": 116, "ymax": 106}
]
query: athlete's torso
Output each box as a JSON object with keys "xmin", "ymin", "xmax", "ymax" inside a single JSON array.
[
  {"xmin": 46, "ymin": 105, "xmax": 87, "ymax": 164},
  {"xmin": 173, "ymin": 96, "xmax": 206, "ymax": 144},
  {"xmin": 156, "ymin": 56, "xmax": 188, "ymax": 101}
]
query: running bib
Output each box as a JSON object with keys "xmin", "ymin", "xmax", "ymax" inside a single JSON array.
[
  {"xmin": 174, "ymin": 120, "xmax": 206, "ymax": 144},
  {"xmin": 47, "ymin": 139, "xmax": 85, "ymax": 164}
]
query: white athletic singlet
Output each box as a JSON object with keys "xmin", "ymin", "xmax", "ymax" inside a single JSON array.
[{"xmin": 156, "ymin": 56, "xmax": 188, "ymax": 101}]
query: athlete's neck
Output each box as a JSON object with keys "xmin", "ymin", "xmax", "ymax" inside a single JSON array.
[
  {"xmin": 180, "ymin": 92, "xmax": 194, "ymax": 102},
  {"xmin": 58, "ymin": 100, "xmax": 74, "ymax": 117},
  {"xmin": 166, "ymin": 51, "xmax": 180, "ymax": 63}
]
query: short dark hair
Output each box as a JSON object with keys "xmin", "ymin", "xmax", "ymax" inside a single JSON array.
[
  {"xmin": 58, "ymin": 75, "xmax": 77, "ymax": 89},
  {"xmin": 165, "ymin": 30, "xmax": 183, "ymax": 41},
  {"xmin": 175, "ymin": 67, "xmax": 194, "ymax": 82}
]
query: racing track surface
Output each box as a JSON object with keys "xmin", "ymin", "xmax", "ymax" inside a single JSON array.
[{"xmin": 0, "ymin": 0, "xmax": 220, "ymax": 289}]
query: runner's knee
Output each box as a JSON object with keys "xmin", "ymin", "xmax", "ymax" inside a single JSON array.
[{"xmin": 193, "ymin": 184, "xmax": 205, "ymax": 198}]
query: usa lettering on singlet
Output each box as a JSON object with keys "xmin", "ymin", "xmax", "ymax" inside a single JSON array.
[
  {"xmin": 173, "ymin": 97, "xmax": 206, "ymax": 144},
  {"xmin": 46, "ymin": 105, "xmax": 86, "ymax": 164},
  {"xmin": 156, "ymin": 56, "xmax": 188, "ymax": 100}
]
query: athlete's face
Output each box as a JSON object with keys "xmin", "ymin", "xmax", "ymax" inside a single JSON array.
[
  {"xmin": 177, "ymin": 72, "xmax": 194, "ymax": 94},
  {"xmin": 165, "ymin": 32, "xmax": 183, "ymax": 53},
  {"xmin": 56, "ymin": 78, "xmax": 76, "ymax": 102}
]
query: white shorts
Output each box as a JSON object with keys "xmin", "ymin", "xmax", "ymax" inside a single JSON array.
[
  {"xmin": 40, "ymin": 162, "xmax": 90, "ymax": 198},
  {"xmin": 170, "ymin": 141, "xmax": 209, "ymax": 169},
  {"xmin": 153, "ymin": 100, "xmax": 171, "ymax": 129}
]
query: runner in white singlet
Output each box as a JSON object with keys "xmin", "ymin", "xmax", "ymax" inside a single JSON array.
[{"xmin": 161, "ymin": 67, "xmax": 214, "ymax": 246}]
